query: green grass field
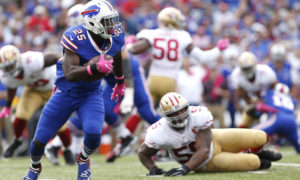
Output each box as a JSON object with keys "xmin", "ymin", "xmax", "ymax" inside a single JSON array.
[{"xmin": 1, "ymin": 146, "xmax": 300, "ymax": 180}]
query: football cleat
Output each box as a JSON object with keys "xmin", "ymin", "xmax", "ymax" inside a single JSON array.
[
  {"xmin": 255, "ymin": 149, "xmax": 282, "ymax": 161},
  {"xmin": 64, "ymin": 149, "xmax": 76, "ymax": 165},
  {"xmin": 3, "ymin": 139, "xmax": 22, "ymax": 158},
  {"xmin": 77, "ymin": 153, "xmax": 91, "ymax": 180},
  {"xmin": 106, "ymin": 135, "xmax": 138, "ymax": 163},
  {"xmin": 44, "ymin": 146, "xmax": 60, "ymax": 166},
  {"xmin": 259, "ymin": 159, "xmax": 271, "ymax": 169},
  {"xmin": 23, "ymin": 165, "xmax": 42, "ymax": 180}
]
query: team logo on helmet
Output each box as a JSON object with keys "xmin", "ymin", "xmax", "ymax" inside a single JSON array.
[{"xmin": 81, "ymin": 5, "xmax": 101, "ymax": 18}]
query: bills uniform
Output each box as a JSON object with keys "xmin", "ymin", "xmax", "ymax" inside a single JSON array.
[
  {"xmin": 145, "ymin": 106, "xmax": 269, "ymax": 171},
  {"xmin": 0, "ymin": 51, "xmax": 55, "ymax": 120},
  {"xmin": 253, "ymin": 89, "xmax": 300, "ymax": 153},
  {"xmin": 70, "ymin": 53, "xmax": 160, "ymax": 130},
  {"xmin": 137, "ymin": 28, "xmax": 219, "ymax": 105},
  {"xmin": 34, "ymin": 24, "xmax": 125, "ymax": 144}
]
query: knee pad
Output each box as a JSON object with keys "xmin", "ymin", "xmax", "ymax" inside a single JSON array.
[{"xmin": 84, "ymin": 133, "xmax": 101, "ymax": 150}]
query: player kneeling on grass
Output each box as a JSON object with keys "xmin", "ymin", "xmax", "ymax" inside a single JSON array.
[{"xmin": 138, "ymin": 92, "xmax": 282, "ymax": 176}]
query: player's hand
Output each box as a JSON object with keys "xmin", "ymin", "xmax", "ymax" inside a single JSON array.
[
  {"xmin": 96, "ymin": 55, "xmax": 113, "ymax": 74},
  {"xmin": 111, "ymin": 82, "xmax": 126, "ymax": 102},
  {"xmin": 120, "ymin": 87, "xmax": 134, "ymax": 114},
  {"xmin": 0, "ymin": 107, "xmax": 11, "ymax": 119},
  {"xmin": 217, "ymin": 38, "xmax": 230, "ymax": 51},
  {"xmin": 165, "ymin": 165, "xmax": 190, "ymax": 176},
  {"xmin": 147, "ymin": 166, "xmax": 165, "ymax": 176}
]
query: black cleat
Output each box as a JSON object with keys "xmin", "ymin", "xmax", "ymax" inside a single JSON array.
[
  {"xmin": 45, "ymin": 146, "xmax": 60, "ymax": 166},
  {"xmin": 106, "ymin": 135, "xmax": 137, "ymax": 163},
  {"xmin": 63, "ymin": 149, "xmax": 75, "ymax": 165},
  {"xmin": 259, "ymin": 159, "xmax": 271, "ymax": 169},
  {"xmin": 3, "ymin": 139, "xmax": 22, "ymax": 158},
  {"xmin": 255, "ymin": 149, "xmax": 282, "ymax": 161}
]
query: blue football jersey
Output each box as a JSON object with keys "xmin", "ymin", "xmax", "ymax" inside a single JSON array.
[
  {"xmin": 56, "ymin": 25, "xmax": 125, "ymax": 93},
  {"xmin": 264, "ymin": 89, "xmax": 297, "ymax": 114}
]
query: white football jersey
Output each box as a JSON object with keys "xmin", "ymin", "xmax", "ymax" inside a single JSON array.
[
  {"xmin": 145, "ymin": 106, "xmax": 214, "ymax": 168},
  {"xmin": 230, "ymin": 64, "xmax": 276, "ymax": 94},
  {"xmin": 137, "ymin": 28, "xmax": 192, "ymax": 79},
  {"xmin": 0, "ymin": 51, "xmax": 56, "ymax": 91}
]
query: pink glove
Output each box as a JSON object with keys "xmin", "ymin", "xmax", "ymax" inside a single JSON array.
[
  {"xmin": 255, "ymin": 102, "xmax": 278, "ymax": 113},
  {"xmin": 217, "ymin": 38, "xmax": 230, "ymax": 51},
  {"xmin": 125, "ymin": 35, "xmax": 136, "ymax": 45},
  {"xmin": 111, "ymin": 82, "xmax": 126, "ymax": 102},
  {"xmin": 0, "ymin": 107, "xmax": 11, "ymax": 118},
  {"xmin": 96, "ymin": 55, "xmax": 113, "ymax": 74}
]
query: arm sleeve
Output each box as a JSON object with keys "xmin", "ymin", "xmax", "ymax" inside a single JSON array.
[{"xmin": 190, "ymin": 47, "xmax": 221, "ymax": 65}]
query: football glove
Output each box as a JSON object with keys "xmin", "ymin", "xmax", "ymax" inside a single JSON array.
[
  {"xmin": 165, "ymin": 165, "xmax": 190, "ymax": 176},
  {"xmin": 0, "ymin": 107, "xmax": 10, "ymax": 119},
  {"xmin": 120, "ymin": 87, "xmax": 134, "ymax": 114},
  {"xmin": 147, "ymin": 166, "xmax": 165, "ymax": 176}
]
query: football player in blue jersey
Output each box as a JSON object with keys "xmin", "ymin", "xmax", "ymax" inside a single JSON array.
[
  {"xmin": 251, "ymin": 83, "xmax": 300, "ymax": 153},
  {"xmin": 24, "ymin": 1, "xmax": 126, "ymax": 180}
]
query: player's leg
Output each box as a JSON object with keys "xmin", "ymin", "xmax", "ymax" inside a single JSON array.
[
  {"xmin": 57, "ymin": 125, "xmax": 75, "ymax": 165},
  {"xmin": 103, "ymin": 84, "xmax": 136, "ymax": 162},
  {"xmin": 212, "ymin": 129, "xmax": 268, "ymax": 152},
  {"xmin": 24, "ymin": 91, "xmax": 75, "ymax": 179},
  {"xmin": 279, "ymin": 116, "xmax": 300, "ymax": 153},
  {"xmin": 133, "ymin": 61, "xmax": 160, "ymax": 125},
  {"xmin": 76, "ymin": 91, "xmax": 104, "ymax": 179},
  {"xmin": 203, "ymin": 152, "xmax": 264, "ymax": 172},
  {"xmin": 4, "ymin": 87, "xmax": 49, "ymax": 158},
  {"xmin": 212, "ymin": 128, "xmax": 282, "ymax": 161}
]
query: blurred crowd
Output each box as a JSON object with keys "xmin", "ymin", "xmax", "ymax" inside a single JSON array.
[{"xmin": 1, "ymin": 0, "xmax": 300, "ymax": 157}]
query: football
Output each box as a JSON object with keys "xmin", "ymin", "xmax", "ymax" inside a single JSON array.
[{"xmin": 84, "ymin": 55, "xmax": 113, "ymax": 66}]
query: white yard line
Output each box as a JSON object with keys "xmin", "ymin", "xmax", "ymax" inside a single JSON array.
[{"xmin": 272, "ymin": 162, "xmax": 300, "ymax": 167}]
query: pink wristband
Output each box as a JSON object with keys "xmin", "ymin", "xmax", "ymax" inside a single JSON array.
[
  {"xmin": 115, "ymin": 75, "xmax": 124, "ymax": 80},
  {"xmin": 87, "ymin": 65, "xmax": 93, "ymax": 76}
]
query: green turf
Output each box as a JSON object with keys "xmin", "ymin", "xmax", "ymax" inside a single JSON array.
[{"xmin": 1, "ymin": 146, "xmax": 299, "ymax": 180}]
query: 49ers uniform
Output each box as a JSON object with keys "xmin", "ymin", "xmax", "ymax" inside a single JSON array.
[
  {"xmin": 230, "ymin": 64, "xmax": 276, "ymax": 95},
  {"xmin": 230, "ymin": 64, "xmax": 277, "ymax": 127},
  {"xmin": 0, "ymin": 51, "xmax": 56, "ymax": 120},
  {"xmin": 145, "ymin": 106, "xmax": 268, "ymax": 171},
  {"xmin": 145, "ymin": 106, "xmax": 214, "ymax": 169},
  {"xmin": 137, "ymin": 29, "xmax": 220, "ymax": 104}
]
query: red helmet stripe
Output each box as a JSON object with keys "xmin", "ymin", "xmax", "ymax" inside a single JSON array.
[
  {"xmin": 81, "ymin": 9, "xmax": 98, "ymax": 15},
  {"xmin": 173, "ymin": 95, "xmax": 179, "ymax": 104},
  {"xmin": 168, "ymin": 97, "xmax": 174, "ymax": 106}
]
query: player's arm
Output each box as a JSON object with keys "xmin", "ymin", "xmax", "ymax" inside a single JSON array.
[
  {"xmin": 119, "ymin": 49, "xmax": 134, "ymax": 114},
  {"xmin": 0, "ymin": 87, "xmax": 17, "ymax": 118},
  {"xmin": 63, "ymin": 49, "xmax": 106, "ymax": 82},
  {"xmin": 112, "ymin": 51, "xmax": 124, "ymax": 79},
  {"xmin": 237, "ymin": 87, "xmax": 252, "ymax": 105},
  {"xmin": 43, "ymin": 52, "xmax": 61, "ymax": 67},
  {"xmin": 138, "ymin": 143, "xmax": 165, "ymax": 176},
  {"xmin": 127, "ymin": 38, "xmax": 151, "ymax": 55},
  {"xmin": 185, "ymin": 127, "xmax": 212, "ymax": 170}
]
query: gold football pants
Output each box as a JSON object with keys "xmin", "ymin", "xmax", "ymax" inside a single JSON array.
[{"xmin": 201, "ymin": 128, "xmax": 267, "ymax": 172}]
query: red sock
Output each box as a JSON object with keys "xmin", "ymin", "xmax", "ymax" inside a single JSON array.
[
  {"xmin": 125, "ymin": 115, "xmax": 141, "ymax": 133},
  {"xmin": 249, "ymin": 133, "xmax": 269, "ymax": 153},
  {"xmin": 57, "ymin": 128, "xmax": 71, "ymax": 148},
  {"xmin": 13, "ymin": 118, "xmax": 27, "ymax": 138}
]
